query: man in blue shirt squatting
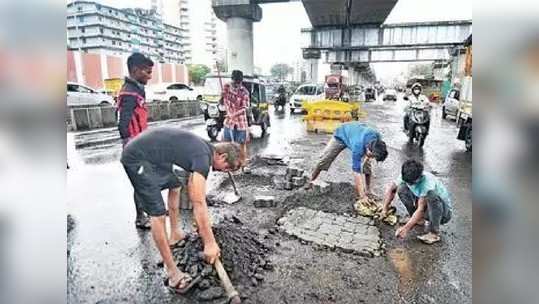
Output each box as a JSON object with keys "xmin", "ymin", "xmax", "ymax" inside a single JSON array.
[
  {"xmin": 380, "ymin": 159, "xmax": 453, "ymax": 244},
  {"xmin": 308, "ymin": 122, "xmax": 389, "ymax": 201}
]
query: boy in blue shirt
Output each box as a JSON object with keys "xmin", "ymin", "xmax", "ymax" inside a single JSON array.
[
  {"xmin": 308, "ymin": 122, "xmax": 388, "ymax": 200},
  {"xmin": 381, "ymin": 159, "xmax": 453, "ymax": 244}
]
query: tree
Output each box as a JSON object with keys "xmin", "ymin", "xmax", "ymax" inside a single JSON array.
[
  {"xmin": 407, "ymin": 63, "xmax": 433, "ymax": 78},
  {"xmin": 188, "ymin": 64, "xmax": 211, "ymax": 85},
  {"xmin": 270, "ymin": 63, "xmax": 294, "ymax": 81}
]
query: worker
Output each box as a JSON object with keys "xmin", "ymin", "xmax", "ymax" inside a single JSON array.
[
  {"xmin": 121, "ymin": 127, "xmax": 241, "ymax": 293},
  {"xmin": 380, "ymin": 159, "xmax": 452, "ymax": 244},
  {"xmin": 307, "ymin": 122, "xmax": 388, "ymax": 200},
  {"xmin": 116, "ymin": 52, "xmax": 154, "ymax": 230}
]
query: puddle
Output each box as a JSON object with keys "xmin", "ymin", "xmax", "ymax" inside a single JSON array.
[{"xmin": 388, "ymin": 247, "xmax": 416, "ymax": 303}]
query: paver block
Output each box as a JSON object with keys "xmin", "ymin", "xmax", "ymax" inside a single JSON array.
[
  {"xmin": 278, "ymin": 207, "xmax": 382, "ymax": 256},
  {"xmin": 312, "ymin": 180, "xmax": 330, "ymax": 194},
  {"xmin": 292, "ymin": 176, "xmax": 306, "ymax": 187},
  {"xmin": 254, "ymin": 195, "xmax": 277, "ymax": 208},
  {"xmin": 286, "ymin": 167, "xmax": 304, "ymax": 177}
]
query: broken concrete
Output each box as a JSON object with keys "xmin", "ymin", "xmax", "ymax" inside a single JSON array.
[
  {"xmin": 278, "ymin": 207, "xmax": 383, "ymax": 257},
  {"xmin": 312, "ymin": 180, "xmax": 330, "ymax": 194}
]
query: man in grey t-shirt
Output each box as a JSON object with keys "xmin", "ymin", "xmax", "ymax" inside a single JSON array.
[{"xmin": 121, "ymin": 127, "xmax": 241, "ymax": 293}]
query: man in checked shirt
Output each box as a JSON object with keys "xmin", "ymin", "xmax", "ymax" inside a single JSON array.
[{"xmin": 222, "ymin": 70, "xmax": 250, "ymax": 168}]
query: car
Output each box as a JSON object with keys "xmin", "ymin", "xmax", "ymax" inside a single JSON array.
[
  {"xmin": 67, "ymin": 82, "xmax": 114, "ymax": 107},
  {"xmin": 146, "ymin": 82, "xmax": 202, "ymax": 102},
  {"xmin": 442, "ymin": 89, "xmax": 460, "ymax": 119},
  {"xmin": 289, "ymin": 83, "xmax": 325, "ymax": 114},
  {"xmin": 383, "ymin": 89, "xmax": 397, "ymax": 101}
]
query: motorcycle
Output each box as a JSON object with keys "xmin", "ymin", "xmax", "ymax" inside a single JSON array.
[
  {"xmin": 274, "ymin": 92, "xmax": 287, "ymax": 113},
  {"xmin": 404, "ymin": 103, "xmax": 431, "ymax": 147},
  {"xmin": 200, "ymin": 101, "xmax": 226, "ymax": 141}
]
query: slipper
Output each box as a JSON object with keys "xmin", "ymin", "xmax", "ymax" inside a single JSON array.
[
  {"xmin": 135, "ymin": 217, "xmax": 151, "ymax": 230},
  {"xmin": 165, "ymin": 272, "xmax": 195, "ymax": 294}
]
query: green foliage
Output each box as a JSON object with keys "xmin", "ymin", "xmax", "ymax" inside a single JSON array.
[
  {"xmin": 270, "ymin": 63, "xmax": 294, "ymax": 81},
  {"xmin": 188, "ymin": 64, "xmax": 211, "ymax": 85}
]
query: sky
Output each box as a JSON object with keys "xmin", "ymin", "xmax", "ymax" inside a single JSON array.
[{"xmin": 71, "ymin": 0, "xmax": 472, "ymax": 79}]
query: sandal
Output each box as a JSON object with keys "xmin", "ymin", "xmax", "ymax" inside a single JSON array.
[
  {"xmin": 135, "ymin": 217, "xmax": 151, "ymax": 230},
  {"xmin": 165, "ymin": 272, "xmax": 194, "ymax": 294},
  {"xmin": 417, "ymin": 232, "xmax": 441, "ymax": 245}
]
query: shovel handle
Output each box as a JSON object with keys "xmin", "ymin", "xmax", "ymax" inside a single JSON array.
[
  {"xmin": 214, "ymin": 258, "xmax": 239, "ymax": 300},
  {"xmin": 227, "ymin": 172, "xmax": 240, "ymax": 196}
]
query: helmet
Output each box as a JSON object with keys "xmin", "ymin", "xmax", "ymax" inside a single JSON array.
[
  {"xmin": 411, "ymin": 82, "xmax": 422, "ymax": 95},
  {"xmin": 231, "ymin": 70, "xmax": 243, "ymax": 81}
]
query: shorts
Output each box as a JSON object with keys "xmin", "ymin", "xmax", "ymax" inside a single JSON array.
[
  {"xmin": 315, "ymin": 136, "xmax": 347, "ymax": 171},
  {"xmin": 223, "ymin": 126, "xmax": 247, "ymax": 144},
  {"xmin": 122, "ymin": 160, "xmax": 184, "ymax": 217},
  {"xmin": 315, "ymin": 136, "xmax": 373, "ymax": 175}
]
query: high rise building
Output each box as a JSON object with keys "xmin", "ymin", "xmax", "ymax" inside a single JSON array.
[
  {"xmin": 183, "ymin": 0, "xmax": 221, "ymax": 68},
  {"xmin": 67, "ymin": 0, "xmax": 187, "ymax": 64}
]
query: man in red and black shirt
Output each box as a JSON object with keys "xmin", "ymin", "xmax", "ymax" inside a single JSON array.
[{"xmin": 117, "ymin": 52, "xmax": 154, "ymax": 229}]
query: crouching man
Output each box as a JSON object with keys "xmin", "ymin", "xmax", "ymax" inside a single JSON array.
[
  {"xmin": 381, "ymin": 159, "xmax": 452, "ymax": 244},
  {"xmin": 308, "ymin": 122, "xmax": 388, "ymax": 200},
  {"xmin": 121, "ymin": 127, "xmax": 241, "ymax": 293}
]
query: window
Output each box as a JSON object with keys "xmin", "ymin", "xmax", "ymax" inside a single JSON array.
[
  {"xmin": 80, "ymin": 28, "xmax": 85, "ymax": 33},
  {"xmin": 99, "ymin": 17, "xmax": 102, "ymax": 21},
  {"xmin": 78, "ymin": 16, "xmax": 84, "ymax": 22},
  {"xmin": 77, "ymin": 85, "xmax": 93, "ymax": 93},
  {"xmin": 78, "ymin": 6, "xmax": 82, "ymax": 12},
  {"xmin": 99, "ymin": 28, "xmax": 103, "ymax": 34},
  {"xmin": 112, "ymin": 41, "xmax": 116, "ymax": 45},
  {"xmin": 67, "ymin": 84, "xmax": 78, "ymax": 92},
  {"xmin": 81, "ymin": 37, "xmax": 86, "ymax": 43}
]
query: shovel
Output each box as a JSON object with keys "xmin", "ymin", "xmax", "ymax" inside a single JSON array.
[{"xmin": 223, "ymin": 171, "xmax": 242, "ymax": 204}]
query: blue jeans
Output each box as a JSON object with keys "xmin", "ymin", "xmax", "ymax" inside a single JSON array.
[{"xmin": 397, "ymin": 185, "xmax": 452, "ymax": 233}]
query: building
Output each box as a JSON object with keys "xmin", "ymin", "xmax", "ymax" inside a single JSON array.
[
  {"xmin": 183, "ymin": 0, "xmax": 221, "ymax": 67},
  {"xmin": 67, "ymin": 0, "xmax": 186, "ymax": 64},
  {"xmin": 151, "ymin": 0, "xmax": 192, "ymax": 62}
]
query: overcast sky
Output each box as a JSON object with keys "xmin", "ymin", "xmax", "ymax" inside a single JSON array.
[{"xmin": 74, "ymin": 0, "xmax": 472, "ymax": 78}]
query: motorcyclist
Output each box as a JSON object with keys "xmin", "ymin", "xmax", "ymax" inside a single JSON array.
[
  {"xmin": 276, "ymin": 85, "xmax": 287, "ymax": 110},
  {"xmin": 404, "ymin": 82, "xmax": 431, "ymax": 133}
]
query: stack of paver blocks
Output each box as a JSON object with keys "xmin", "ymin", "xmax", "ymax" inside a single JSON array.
[{"xmin": 273, "ymin": 167, "xmax": 307, "ymax": 190}]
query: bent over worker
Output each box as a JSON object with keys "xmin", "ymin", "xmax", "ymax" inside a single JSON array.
[{"xmin": 121, "ymin": 127, "xmax": 241, "ymax": 293}]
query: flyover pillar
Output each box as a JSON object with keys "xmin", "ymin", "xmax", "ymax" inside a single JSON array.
[
  {"xmin": 213, "ymin": 1, "xmax": 262, "ymax": 75},
  {"xmin": 302, "ymin": 49, "xmax": 321, "ymax": 83}
]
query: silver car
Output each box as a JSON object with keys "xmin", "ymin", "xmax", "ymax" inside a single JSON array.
[{"xmin": 442, "ymin": 89, "xmax": 460, "ymax": 120}]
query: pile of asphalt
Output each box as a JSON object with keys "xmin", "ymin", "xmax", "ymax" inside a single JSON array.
[{"xmin": 171, "ymin": 218, "xmax": 274, "ymax": 302}]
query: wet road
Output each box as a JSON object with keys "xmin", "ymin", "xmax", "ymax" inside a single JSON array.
[{"xmin": 67, "ymin": 96, "xmax": 471, "ymax": 303}]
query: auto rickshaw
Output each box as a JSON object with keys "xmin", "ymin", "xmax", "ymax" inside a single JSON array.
[{"xmin": 200, "ymin": 74, "xmax": 270, "ymax": 140}]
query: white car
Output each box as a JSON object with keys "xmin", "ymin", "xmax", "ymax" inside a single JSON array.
[
  {"xmin": 442, "ymin": 89, "xmax": 460, "ymax": 120},
  {"xmin": 147, "ymin": 82, "xmax": 202, "ymax": 102},
  {"xmin": 383, "ymin": 89, "xmax": 398, "ymax": 101},
  {"xmin": 289, "ymin": 83, "xmax": 325, "ymax": 113},
  {"xmin": 67, "ymin": 82, "xmax": 114, "ymax": 107}
]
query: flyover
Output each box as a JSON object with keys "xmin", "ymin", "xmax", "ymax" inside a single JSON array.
[{"xmin": 212, "ymin": 0, "xmax": 472, "ymax": 84}]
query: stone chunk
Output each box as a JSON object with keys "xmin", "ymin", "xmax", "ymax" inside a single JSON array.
[
  {"xmin": 197, "ymin": 287, "xmax": 224, "ymax": 301},
  {"xmin": 286, "ymin": 167, "xmax": 304, "ymax": 177}
]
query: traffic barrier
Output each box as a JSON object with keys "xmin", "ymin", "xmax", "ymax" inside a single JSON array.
[{"xmin": 67, "ymin": 101, "xmax": 202, "ymax": 131}]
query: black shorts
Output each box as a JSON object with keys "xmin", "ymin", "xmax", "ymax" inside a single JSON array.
[{"xmin": 122, "ymin": 160, "xmax": 182, "ymax": 217}]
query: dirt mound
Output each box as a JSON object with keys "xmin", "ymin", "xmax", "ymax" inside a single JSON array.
[
  {"xmin": 171, "ymin": 219, "xmax": 274, "ymax": 302},
  {"xmin": 281, "ymin": 182, "xmax": 356, "ymax": 215}
]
